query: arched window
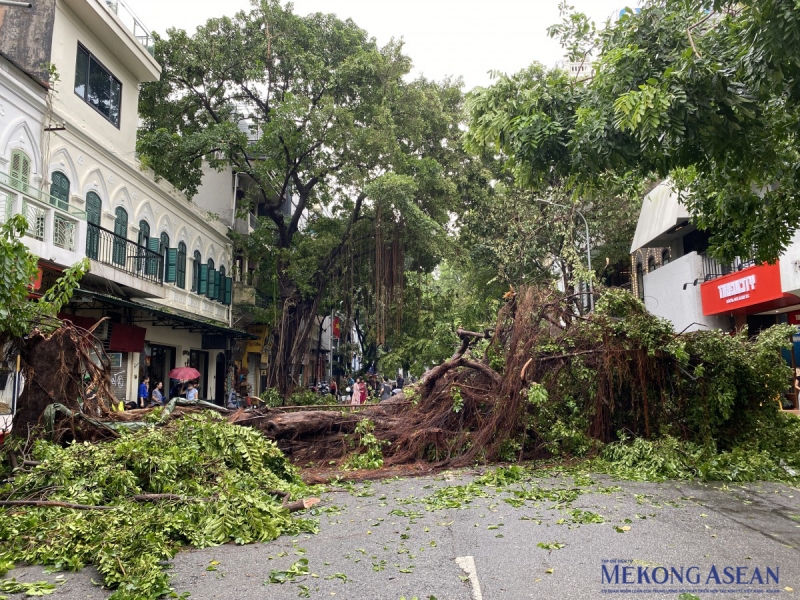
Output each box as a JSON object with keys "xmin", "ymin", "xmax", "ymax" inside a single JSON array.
[
  {"xmin": 49, "ymin": 171, "xmax": 70, "ymax": 210},
  {"xmin": 647, "ymin": 256, "xmax": 656, "ymax": 273},
  {"xmin": 636, "ymin": 262, "xmax": 644, "ymax": 300},
  {"xmin": 159, "ymin": 232, "xmax": 169, "ymax": 279},
  {"xmin": 137, "ymin": 220, "xmax": 150, "ymax": 273},
  {"xmin": 177, "ymin": 242, "xmax": 187, "ymax": 289},
  {"xmin": 661, "ymin": 249, "xmax": 670, "ymax": 266},
  {"xmin": 207, "ymin": 258, "xmax": 216, "ymax": 299},
  {"xmin": 85, "ymin": 192, "xmax": 101, "ymax": 259},
  {"xmin": 192, "ymin": 250, "xmax": 202, "ymax": 292},
  {"xmin": 113, "ymin": 207, "xmax": 128, "ymax": 266},
  {"xmin": 137, "ymin": 219, "xmax": 150, "ymax": 247},
  {"xmin": 10, "ymin": 150, "xmax": 31, "ymax": 194},
  {"xmin": 218, "ymin": 265, "xmax": 226, "ymax": 302}
]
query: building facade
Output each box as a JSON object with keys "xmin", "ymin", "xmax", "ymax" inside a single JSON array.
[
  {"xmin": 630, "ymin": 180, "xmax": 800, "ymax": 410},
  {"xmin": 0, "ymin": 0, "xmax": 250, "ymax": 406}
]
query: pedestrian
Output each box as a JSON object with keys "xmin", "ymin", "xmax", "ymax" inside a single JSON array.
[
  {"xmin": 330, "ymin": 379, "xmax": 338, "ymax": 399},
  {"xmin": 150, "ymin": 381, "xmax": 165, "ymax": 406},
  {"xmin": 359, "ymin": 377, "xmax": 368, "ymax": 404},
  {"xmin": 350, "ymin": 378, "xmax": 360, "ymax": 406},
  {"xmin": 138, "ymin": 376, "xmax": 149, "ymax": 408},
  {"xmin": 380, "ymin": 376, "xmax": 392, "ymax": 401},
  {"xmin": 185, "ymin": 381, "xmax": 198, "ymax": 401},
  {"xmin": 397, "ymin": 373, "xmax": 404, "ymax": 389},
  {"xmin": 169, "ymin": 379, "xmax": 185, "ymax": 399}
]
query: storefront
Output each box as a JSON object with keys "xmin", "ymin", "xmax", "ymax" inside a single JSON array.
[
  {"xmin": 61, "ymin": 289, "xmax": 256, "ymax": 404},
  {"xmin": 700, "ymin": 261, "xmax": 800, "ymax": 411}
]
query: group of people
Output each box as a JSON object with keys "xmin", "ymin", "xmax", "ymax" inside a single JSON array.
[
  {"xmin": 345, "ymin": 373, "xmax": 410, "ymax": 405},
  {"xmin": 134, "ymin": 376, "xmax": 198, "ymax": 409}
]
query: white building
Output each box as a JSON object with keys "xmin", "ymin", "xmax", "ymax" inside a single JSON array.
[
  {"xmin": 630, "ymin": 180, "xmax": 800, "ymax": 409},
  {"xmin": 0, "ymin": 0, "xmax": 252, "ymax": 406}
]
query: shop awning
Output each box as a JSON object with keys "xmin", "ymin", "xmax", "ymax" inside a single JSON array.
[{"xmin": 67, "ymin": 290, "xmax": 257, "ymax": 340}]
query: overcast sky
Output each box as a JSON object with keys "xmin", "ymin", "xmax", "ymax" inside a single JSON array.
[{"xmin": 127, "ymin": 0, "xmax": 630, "ymax": 92}]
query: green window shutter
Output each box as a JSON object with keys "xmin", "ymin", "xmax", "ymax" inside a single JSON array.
[
  {"xmin": 176, "ymin": 244, "xmax": 187, "ymax": 289},
  {"xmin": 147, "ymin": 237, "xmax": 161, "ymax": 277},
  {"xmin": 10, "ymin": 150, "xmax": 30, "ymax": 194},
  {"xmin": 224, "ymin": 277, "xmax": 232, "ymax": 305},
  {"xmin": 50, "ymin": 172, "xmax": 70, "ymax": 210},
  {"xmin": 207, "ymin": 268, "xmax": 217, "ymax": 299},
  {"xmin": 165, "ymin": 248, "xmax": 178, "ymax": 282},
  {"xmin": 198, "ymin": 264, "xmax": 208, "ymax": 295}
]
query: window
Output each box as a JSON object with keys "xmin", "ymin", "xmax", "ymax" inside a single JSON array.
[
  {"xmin": 206, "ymin": 258, "xmax": 216, "ymax": 300},
  {"xmin": 10, "ymin": 150, "xmax": 30, "ymax": 194},
  {"xmin": 218, "ymin": 265, "xmax": 226, "ymax": 302},
  {"xmin": 74, "ymin": 44, "xmax": 121, "ymax": 127},
  {"xmin": 192, "ymin": 250, "xmax": 201, "ymax": 292},
  {"xmin": 158, "ymin": 231, "xmax": 170, "ymax": 281},
  {"xmin": 177, "ymin": 242, "xmax": 187, "ymax": 289},
  {"xmin": 86, "ymin": 192, "xmax": 101, "ymax": 259},
  {"xmin": 137, "ymin": 220, "xmax": 150, "ymax": 273},
  {"xmin": 636, "ymin": 262, "xmax": 644, "ymax": 300},
  {"xmin": 661, "ymin": 249, "xmax": 670, "ymax": 266},
  {"xmin": 113, "ymin": 207, "xmax": 128, "ymax": 266},
  {"xmin": 49, "ymin": 171, "xmax": 70, "ymax": 210},
  {"xmin": 647, "ymin": 256, "xmax": 656, "ymax": 273}
]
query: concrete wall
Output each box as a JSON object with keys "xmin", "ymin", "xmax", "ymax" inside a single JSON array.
[
  {"xmin": 0, "ymin": 0, "xmax": 57, "ymax": 85},
  {"xmin": 643, "ymin": 251, "xmax": 731, "ymax": 333},
  {"xmin": 52, "ymin": 1, "xmax": 140, "ymax": 155},
  {"xmin": 780, "ymin": 231, "xmax": 800, "ymax": 296},
  {"xmin": 193, "ymin": 164, "xmax": 234, "ymax": 227}
]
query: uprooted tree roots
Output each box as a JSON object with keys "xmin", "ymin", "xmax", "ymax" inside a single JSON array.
[
  {"xmin": 10, "ymin": 287, "xmax": 793, "ymax": 470},
  {"xmin": 243, "ymin": 286, "xmax": 792, "ymax": 467}
]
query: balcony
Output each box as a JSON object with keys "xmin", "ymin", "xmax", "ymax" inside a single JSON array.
[
  {"xmin": 700, "ymin": 253, "xmax": 755, "ymax": 283},
  {"xmin": 0, "ymin": 171, "xmax": 87, "ymax": 266},
  {"xmin": 103, "ymin": 0, "xmax": 154, "ymax": 55},
  {"xmin": 87, "ymin": 223, "xmax": 163, "ymax": 285}
]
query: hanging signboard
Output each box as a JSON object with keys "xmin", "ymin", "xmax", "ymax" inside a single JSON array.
[{"xmin": 700, "ymin": 262, "xmax": 783, "ymax": 316}]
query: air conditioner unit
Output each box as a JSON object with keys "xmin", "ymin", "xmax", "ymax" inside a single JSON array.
[{"xmin": 93, "ymin": 321, "xmax": 110, "ymax": 340}]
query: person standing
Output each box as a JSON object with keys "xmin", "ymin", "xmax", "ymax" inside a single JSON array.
[
  {"xmin": 397, "ymin": 373, "xmax": 404, "ymax": 389},
  {"xmin": 150, "ymin": 381, "xmax": 165, "ymax": 406},
  {"xmin": 185, "ymin": 382, "xmax": 198, "ymax": 401},
  {"xmin": 138, "ymin": 376, "xmax": 149, "ymax": 408},
  {"xmin": 380, "ymin": 376, "xmax": 392, "ymax": 401},
  {"xmin": 358, "ymin": 377, "xmax": 368, "ymax": 405}
]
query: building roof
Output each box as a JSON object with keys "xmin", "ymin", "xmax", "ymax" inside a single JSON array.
[{"xmin": 630, "ymin": 180, "xmax": 692, "ymax": 252}]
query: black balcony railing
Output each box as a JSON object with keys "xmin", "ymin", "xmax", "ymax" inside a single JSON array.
[
  {"xmin": 700, "ymin": 253, "xmax": 755, "ymax": 283},
  {"xmin": 87, "ymin": 223, "xmax": 164, "ymax": 284}
]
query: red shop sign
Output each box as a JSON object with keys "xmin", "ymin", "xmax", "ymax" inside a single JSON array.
[{"xmin": 700, "ymin": 262, "xmax": 783, "ymax": 316}]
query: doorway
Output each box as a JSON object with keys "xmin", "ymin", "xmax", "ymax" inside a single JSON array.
[
  {"xmin": 140, "ymin": 343, "xmax": 175, "ymax": 390},
  {"xmin": 189, "ymin": 350, "xmax": 209, "ymax": 398},
  {"xmin": 214, "ymin": 352, "xmax": 226, "ymax": 406}
]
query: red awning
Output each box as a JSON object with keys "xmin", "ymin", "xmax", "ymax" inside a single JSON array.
[
  {"xmin": 57, "ymin": 313, "xmax": 98, "ymax": 330},
  {"xmin": 108, "ymin": 323, "xmax": 147, "ymax": 353}
]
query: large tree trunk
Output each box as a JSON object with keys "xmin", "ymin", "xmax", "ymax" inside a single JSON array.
[{"xmin": 265, "ymin": 271, "xmax": 319, "ymax": 399}]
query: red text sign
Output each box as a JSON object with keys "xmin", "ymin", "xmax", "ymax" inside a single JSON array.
[{"xmin": 701, "ymin": 262, "xmax": 783, "ymax": 315}]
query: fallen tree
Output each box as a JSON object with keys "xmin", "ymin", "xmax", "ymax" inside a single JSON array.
[
  {"xmin": 8, "ymin": 286, "xmax": 794, "ymax": 471},
  {"xmin": 232, "ymin": 286, "xmax": 794, "ymax": 467}
]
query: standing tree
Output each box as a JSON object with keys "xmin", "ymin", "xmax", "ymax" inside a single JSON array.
[
  {"xmin": 467, "ymin": 0, "xmax": 800, "ymax": 263},
  {"xmin": 138, "ymin": 1, "xmax": 469, "ymax": 395}
]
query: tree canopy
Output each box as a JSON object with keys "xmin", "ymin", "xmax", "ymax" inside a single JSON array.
[
  {"xmin": 465, "ymin": 0, "xmax": 800, "ymax": 263},
  {"xmin": 137, "ymin": 0, "xmax": 473, "ymax": 392}
]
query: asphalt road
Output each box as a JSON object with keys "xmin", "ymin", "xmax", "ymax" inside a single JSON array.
[{"xmin": 9, "ymin": 469, "xmax": 800, "ymax": 599}]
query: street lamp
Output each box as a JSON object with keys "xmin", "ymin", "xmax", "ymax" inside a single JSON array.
[{"xmin": 536, "ymin": 199, "xmax": 594, "ymax": 311}]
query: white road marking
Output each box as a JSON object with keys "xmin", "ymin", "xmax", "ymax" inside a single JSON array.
[{"xmin": 455, "ymin": 555, "xmax": 483, "ymax": 600}]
